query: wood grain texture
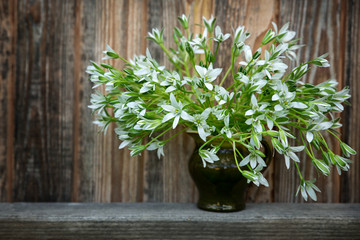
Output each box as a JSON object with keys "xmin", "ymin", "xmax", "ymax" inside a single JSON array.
[
  {"xmin": 214, "ymin": 0, "xmax": 278, "ymax": 203},
  {"xmin": 277, "ymin": 0, "xmax": 345, "ymax": 203},
  {"xmin": 71, "ymin": 0, "xmax": 98, "ymax": 202},
  {"xmin": 0, "ymin": 203, "xmax": 359, "ymax": 239},
  {"xmin": 11, "ymin": 0, "xmax": 79, "ymax": 201},
  {"xmin": 341, "ymin": 0, "xmax": 360, "ymax": 203},
  {"xmin": 0, "ymin": 0, "xmax": 16, "ymax": 202},
  {"xmin": 0, "ymin": 0, "xmax": 359, "ymax": 203},
  {"xmin": 94, "ymin": 0, "xmax": 149, "ymax": 202}
]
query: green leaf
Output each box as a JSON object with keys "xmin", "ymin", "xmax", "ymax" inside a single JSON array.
[
  {"xmin": 255, "ymin": 149, "xmax": 266, "ymax": 158},
  {"xmin": 340, "ymin": 142, "xmax": 357, "ymax": 157},
  {"xmin": 251, "ymin": 132, "xmax": 260, "ymax": 149},
  {"xmin": 106, "ymin": 52, "xmax": 120, "ymax": 58},
  {"xmin": 266, "ymin": 130, "xmax": 279, "ymax": 137},
  {"xmin": 279, "ymin": 129, "xmax": 288, "ymax": 146},
  {"xmin": 271, "ymin": 138, "xmax": 284, "ymax": 153},
  {"xmin": 129, "ymin": 145, "xmax": 146, "ymax": 157},
  {"xmin": 101, "ymin": 63, "xmax": 113, "ymax": 69},
  {"xmin": 242, "ymin": 170, "xmax": 257, "ymax": 181},
  {"xmin": 174, "ymin": 27, "xmax": 183, "ymax": 38},
  {"xmin": 90, "ymin": 61, "xmax": 105, "ymax": 74},
  {"xmin": 320, "ymin": 149, "xmax": 331, "ymax": 165},
  {"xmin": 313, "ymin": 159, "xmax": 330, "ymax": 176}
]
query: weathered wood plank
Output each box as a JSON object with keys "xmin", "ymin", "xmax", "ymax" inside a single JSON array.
[
  {"xmin": 71, "ymin": 0, "xmax": 98, "ymax": 202},
  {"xmin": 93, "ymin": 0, "xmax": 149, "ymax": 202},
  {"xmin": 214, "ymin": 0, "xmax": 278, "ymax": 203},
  {"xmin": 0, "ymin": 0, "xmax": 16, "ymax": 202},
  {"xmin": 0, "ymin": 203, "xmax": 359, "ymax": 239},
  {"xmin": 277, "ymin": 0, "xmax": 344, "ymax": 203},
  {"xmin": 12, "ymin": 0, "xmax": 77, "ymax": 201},
  {"xmin": 341, "ymin": 0, "xmax": 360, "ymax": 203},
  {"xmin": 0, "ymin": 0, "xmax": 358, "ymax": 203},
  {"xmin": 144, "ymin": 0, "xmax": 196, "ymax": 203},
  {"xmin": 162, "ymin": 0, "xmax": 199, "ymax": 203},
  {"xmin": 145, "ymin": 0, "xmax": 170, "ymax": 202}
]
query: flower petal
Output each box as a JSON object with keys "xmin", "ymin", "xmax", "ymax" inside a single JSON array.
[
  {"xmin": 162, "ymin": 113, "xmax": 175, "ymax": 123},
  {"xmin": 172, "ymin": 115, "xmax": 180, "ymax": 129}
]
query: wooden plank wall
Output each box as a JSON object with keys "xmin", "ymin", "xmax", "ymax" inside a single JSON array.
[{"xmin": 0, "ymin": 0, "xmax": 358, "ymax": 203}]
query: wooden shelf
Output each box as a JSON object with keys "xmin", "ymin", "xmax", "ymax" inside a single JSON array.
[{"xmin": 0, "ymin": 203, "xmax": 359, "ymax": 239}]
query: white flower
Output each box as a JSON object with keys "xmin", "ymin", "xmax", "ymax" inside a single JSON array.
[
  {"xmin": 126, "ymin": 100, "xmax": 146, "ymax": 117},
  {"xmin": 282, "ymin": 145, "xmax": 305, "ymax": 169},
  {"xmin": 243, "ymin": 45, "xmax": 252, "ymax": 63},
  {"xmin": 286, "ymin": 44, "xmax": 303, "ymax": 60},
  {"xmin": 245, "ymin": 116, "xmax": 264, "ymax": 133},
  {"xmin": 256, "ymin": 50, "xmax": 288, "ymax": 78},
  {"xmin": 89, "ymin": 92, "xmax": 107, "ymax": 113},
  {"xmin": 178, "ymin": 14, "xmax": 188, "ymax": 28},
  {"xmin": 274, "ymin": 43, "xmax": 289, "ymax": 56},
  {"xmin": 199, "ymin": 148, "xmax": 219, "ymax": 167},
  {"xmin": 245, "ymin": 94, "xmax": 268, "ymax": 116},
  {"xmin": 305, "ymin": 117, "xmax": 333, "ymax": 142},
  {"xmin": 297, "ymin": 180, "xmax": 321, "ymax": 201},
  {"xmin": 271, "ymin": 82, "xmax": 306, "ymax": 111},
  {"xmin": 191, "ymin": 36, "xmax": 208, "ymax": 51},
  {"xmin": 147, "ymin": 140, "xmax": 165, "ymax": 158},
  {"xmin": 187, "ymin": 36, "xmax": 206, "ymax": 54},
  {"xmin": 203, "ymin": 15, "xmax": 216, "ymax": 32},
  {"xmin": 195, "ymin": 63, "xmax": 222, "ymax": 90},
  {"xmin": 236, "ymin": 72, "xmax": 249, "ymax": 84},
  {"xmin": 139, "ymin": 71, "xmax": 159, "ymax": 93},
  {"xmin": 272, "ymin": 22, "xmax": 296, "ymax": 43},
  {"xmin": 161, "ymin": 93, "xmax": 193, "ymax": 129},
  {"xmin": 239, "ymin": 148, "xmax": 267, "ymax": 169},
  {"xmin": 220, "ymin": 115, "xmax": 232, "ymax": 138},
  {"xmin": 116, "ymin": 128, "xmax": 133, "ymax": 149},
  {"xmin": 193, "ymin": 108, "xmax": 212, "ymax": 141},
  {"xmin": 234, "ymin": 26, "xmax": 249, "ymax": 46},
  {"xmin": 179, "ymin": 14, "xmax": 187, "ymax": 22},
  {"xmin": 214, "ymin": 85, "xmax": 234, "ymax": 105},
  {"xmin": 243, "ymin": 170, "xmax": 269, "ymax": 187},
  {"xmin": 133, "ymin": 52, "xmax": 165, "ymax": 79},
  {"xmin": 214, "ymin": 26, "xmax": 230, "ymax": 43},
  {"xmin": 244, "ymin": 95, "xmax": 268, "ymax": 133},
  {"xmin": 160, "ymin": 71, "xmax": 185, "ymax": 93},
  {"xmin": 147, "ymin": 28, "xmax": 164, "ymax": 43}
]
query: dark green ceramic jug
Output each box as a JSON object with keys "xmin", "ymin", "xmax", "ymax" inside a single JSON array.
[{"xmin": 188, "ymin": 132, "xmax": 273, "ymax": 212}]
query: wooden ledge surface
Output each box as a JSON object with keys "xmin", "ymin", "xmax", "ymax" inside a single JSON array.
[{"xmin": 0, "ymin": 203, "xmax": 359, "ymax": 239}]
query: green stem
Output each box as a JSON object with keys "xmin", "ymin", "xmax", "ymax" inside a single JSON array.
[
  {"xmin": 118, "ymin": 56, "xmax": 132, "ymax": 66},
  {"xmin": 231, "ymin": 47, "xmax": 236, "ymax": 79},
  {"xmin": 183, "ymin": 61, "xmax": 191, "ymax": 77},
  {"xmin": 232, "ymin": 140, "xmax": 243, "ymax": 173},
  {"xmin": 213, "ymin": 42, "xmax": 220, "ymax": 64},
  {"xmin": 144, "ymin": 127, "xmax": 173, "ymax": 148},
  {"xmin": 199, "ymin": 134, "xmax": 221, "ymax": 151},
  {"xmin": 294, "ymin": 162, "xmax": 304, "ymax": 181},
  {"xmin": 319, "ymin": 133, "xmax": 331, "ymax": 152},
  {"xmin": 226, "ymin": 83, "xmax": 235, "ymax": 91},
  {"xmin": 219, "ymin": 66, "xmax": 232, "ymax": 86},
  {"xmin": 163, "ymin": 128, "xmax": 189, "ymax": 144},
  {"xmin": 159, "ymin": 43, "xmax": 178, "ymax": 67},
  {"xmin": 326, "ymin": 129, "xmax": 342, "ymax": 142}
]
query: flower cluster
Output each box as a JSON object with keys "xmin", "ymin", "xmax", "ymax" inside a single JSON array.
[{"xmin": 87, "ymin": 14, "xmax": 356, "ymax": 201}]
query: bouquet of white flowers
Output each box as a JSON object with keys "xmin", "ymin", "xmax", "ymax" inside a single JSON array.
[{"xmin": 87, "ymin": 14, "xmax": 356, "ymax": 201}]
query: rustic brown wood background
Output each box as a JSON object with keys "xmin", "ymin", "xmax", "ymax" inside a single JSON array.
[{"xmin": 0, "ymin": 0, "xmax": 359, "ymax": 203}]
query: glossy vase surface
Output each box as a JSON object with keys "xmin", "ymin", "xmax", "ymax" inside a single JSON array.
[{"xmin": 188, "ymin": 133, "xmax": 272, "ymax": 212}]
